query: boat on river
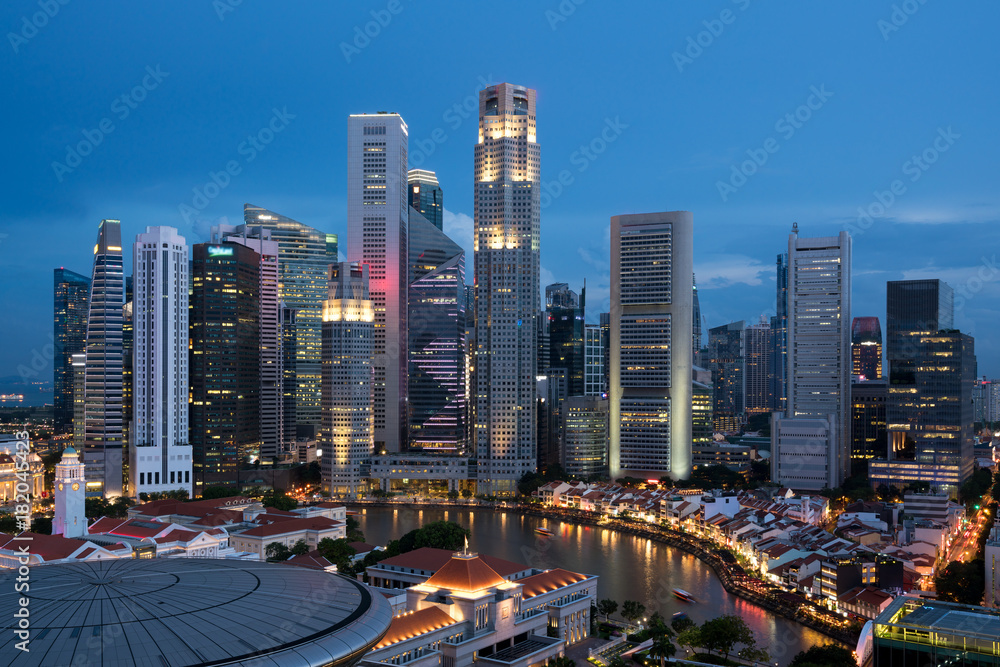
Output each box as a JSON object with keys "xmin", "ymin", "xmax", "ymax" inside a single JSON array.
[
  {"xmin": 672, "ymin": 588, "xmax": 696, "ymax": 602},
  {"xmin": 535, "ymin": 527, "xmax": 554, "ymax": 537}
]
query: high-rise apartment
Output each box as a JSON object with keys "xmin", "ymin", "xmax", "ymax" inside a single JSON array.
[
  {"xmin": 243, "ymin": 204, "xmax": 333, "ymax": 430},
  {"xmin": 347, "ymin": 113, "xmax": 409, "ymax": 454},
  {"xmin": 474, "ymin": 83, "xmax": 540, "ymax": 495},
  {"xmin": 851, "ymin": 316, "xmax": 883, "ymax": 380},
  {"xmin": 708, "ymin": 321, "xmax": 745, "ymax": 432},
  {"xmin": 408, "ymin": 208, "xmax": 466, "ymax": 452},
  {"xmin": 84, "ymin": 219, "xmax": 125, "ymax": 497},
  {"xmin": 190, "ymin": 242, "xmax": 262, "ymax": 491},
  {"xmin": 54, "ymin": 268, "xmax": 90, "ymax": 434},
  {"xmin": 130, "ymin": 226, "xmax": 192, "ymax": 497},
  {"xmin": 546, "ymin": 283, "xmax": 585, "ymax": 397},
  {"xmin": 609, "ymin": 211, "xmax": 693, "ymax": 480},
  {"xmin": 772, "ymin": 228, "xmax": 851, "ymax": 491},
  {"xmin": 213, "ymin": 225, "xmax": 284, "ymax": 461},
  {"xmin": 321, "ymin": 262, "xmax": 374, "ymax": 496},
  {"xmin": 407, "ymin": 169, "xmax": 443, "ymax": 231}
]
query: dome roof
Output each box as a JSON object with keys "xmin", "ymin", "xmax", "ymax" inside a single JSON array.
[{"xmin": 423, "ymin": 553, "xmax": 507, "ymax": 593}]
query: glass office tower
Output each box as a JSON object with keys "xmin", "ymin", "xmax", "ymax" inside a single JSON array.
[
  {"xmin": 54, "ymin": 268, "xmax": 90, "ymax": 433},
  {"xmin": 408, "ymin": 169, "xmax": 443, "ymax": 231}
]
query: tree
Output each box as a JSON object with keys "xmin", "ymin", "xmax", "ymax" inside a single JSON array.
[
  {"xmin": 290, "ymin": 539, "xmax": 310, "ymax": 556},
  {"xmin": 261, "ymin": 490, "xmax": 298, "ymax": 511},
  {"xmin": 462, "ymin": 487, "xmax": 474, "ymax": 499},
  {"xmin": 265, "ymin": 542, "xmax": 291, "ymax": 562},
  {"xmin": 202, "ymin": 485, "xmax": 241, "ymax": 499},
  {"xmin": 597, "ymin": 598, "xmax": 618, "ymax": 623},
  {"xmin": 447, "ymin": 489, "xmax": 460, "ymax": 500},
  {"xmin": 789, "ymin": 644, "xmax": 857, "ymax": 667},
  {"xmin": 317, "ymin": 537, "xmax": 357, "ymax": 565},
  {"xmin": 518, "ymin": 471, "xmax": 546, "ymax": 497},
  {"xmin": 671, "ymin": 614, "xmax": 695, "ymax": 634},
  {"xmin": 0, "ymin": 513, "xmax": 18, "ymax": 534},
  {"xmin": 346, "ymin": 516, "xmax": 365, "ymax": 543},
  {"xmin": 548, "ymin": 657, "xmax": 575, "ymax": 667},
  {"xmin": 30, "ymin": 517, "xmax": 52, "ymax": 535},
  {"xmin": 698, "ymin": 615, "xmax": 755, "ymax": 663},
  {"xmin": 400, "ymin": 520, "xmax": 469, "ymax": 552},
  {"xmin": 936, "ymin": 560, "xmax": 986, "ymax": 604},
  {"xmin": 677, "ymin": 627, "xmax": 702, "ymax": 655},
  {"xmin": 648, "ymin": 634, "xmax": 676, "ymax": 667},
  {"xmin": 621, "ymin": 599, "xmax": 645, "ymax": 626}
]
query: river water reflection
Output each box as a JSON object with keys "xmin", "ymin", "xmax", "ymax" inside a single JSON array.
[{"xmin": 354, "ymin": 507, "xmax": 831, "ymax": 666}]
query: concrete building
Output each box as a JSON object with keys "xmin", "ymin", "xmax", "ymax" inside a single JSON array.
[
  {"xmin": 474, "ymin": 83, "xmax": 541, "ymax": 495},
  {"xmin": 561, "ymin": 396, "xmax": 608, "ymax": 478},
  {"xmin": 72, "ymin": 352, "xmax": 86, "ymax": 451},
  {"xmin": 868, "ymin": 597, "xmax": 1000, "ymax": 666},
  {"xmin": 583, "ymin": 324, "xmax": 605, "ymax": 397},
  {"xmin": 986, "ymin": 520, "xmax": 1000, "ymax": 608},
  {"xmin": 130, "ymin": 226, "xmax": 192, "ymax": 498},
  {"xmin": 348, "ymin": 113, "xmax": 409, "ymax": 455},
  {"xmin": 84, "ymin": 219, "xmax": 125, "ymax": 498},
  {"xmin": 321, "ymin": 262, "xmax": 374, "ymax": 496},
  {"xmin": 708, "ymin": 321, "xmax": 745, "ymax": 432},
  {"xmin": 610, "ymin": 211, "xmax": 693, "ymax": 480},
  {"xmin": 53, "ymin": 268, "xmax": 90, "ymax": 434},
  {"xmin": 771, "ymin": 229, "xmax": 852, "ymax": 491}
]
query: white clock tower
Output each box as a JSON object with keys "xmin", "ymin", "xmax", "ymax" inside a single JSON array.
[{"xmin": 54, "ymin": 445, "xmax": 87, "ymax": 539}]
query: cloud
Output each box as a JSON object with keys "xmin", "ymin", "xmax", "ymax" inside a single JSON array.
[
  {"xmin": 695, "ymin": 254, "xmax": 772, "ymax": 289},
  {"xmin": 442, "ymin": 208, "xmax": 474, "ymax": 261}
]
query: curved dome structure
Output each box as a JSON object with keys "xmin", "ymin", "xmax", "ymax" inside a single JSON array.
[{"xmin": 0, "ymin": 558, "xmax": 391, "ymax": 666}]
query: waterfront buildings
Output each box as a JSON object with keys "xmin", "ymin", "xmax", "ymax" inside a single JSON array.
[
  {"xmin": 190, "ymin": 241, "xmax": 262, "ymax": 490},
  {"xmin": 321, "ymin": 262, "xmax": 374, "ymax": 496},
  {"xmin": 708, "ymin": 321, "xmax": 745, "ymax": 432},
  {"xmin": 474, "ymin": 83, "xmax": 541, "ymax": 495},
  {"xmin": 408, "ymin": 208, "xmax": 466, "ymax": 452},
  {"xmin": 243, "ymin": 204, "xmax": 334, "ymax": 431},
  {"xmin": 771, "ymin": 229, "xmax": 852, "ymax": 492},
  {"xmin": 408, "ymin": 168, "xmax": 443, "ymax": 230},
  {"xmin": 609, "ymin": 211, "xmax": 693, "ymax": 480},
  {"xmin": 852, "ymin": 316, "xmax": 883, "ymax": 380},
  {"xmin": 546, "ymin": 282, "xmax": 585, "ymax": 397},
  {"xmin": 83, "ymin": 219, "xmax": 125, "ymax": 497},
  {"xmin": 347, "ymin": 113, "xmax": 409, "ymax": 454},
  {"xmin": 53, "ymin": 268, "xmax": 90, "ymax": 433},
  {"xmin": 561, "ymin": 395, "xmax": 608, "ymax": 478},
  {"xmin": 213, "ymin": 225, "xmax": 285, "ymax": 462},
  {"xmin": 130, "ymin": 226, "xmax": 192, "ymax": 498}
]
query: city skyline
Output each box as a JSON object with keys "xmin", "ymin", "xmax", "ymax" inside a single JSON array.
[{"xmin": 4, "ymin": 3, "xmax": 1000, "ymax": 390}]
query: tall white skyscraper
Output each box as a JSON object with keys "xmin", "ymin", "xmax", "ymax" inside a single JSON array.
[
  {"xmin": 130, "ymin": 226, "xmax": 192, "ymax": 497},
  {"xmin": 772, "ymin": 228, "xmax": 852, "ymax": 491},
  {"xmin": 347, "ymin": 113, "xmax": 408, "ymax": 454},
  {"xmin": 474, "ymin": 83, "xmax": 540, "ymax": 495},
  {"xmin": 609, "ymin": 212, "xmax": 693, "ymax": 481},
  {"xmin": 321, "ymin": 262, "xmax": 374, "ymax": 496}
]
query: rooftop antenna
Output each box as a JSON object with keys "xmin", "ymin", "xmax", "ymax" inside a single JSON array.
[{"xmin": 791, "ymin": 222, "xmax": 799, "ymax": 234}]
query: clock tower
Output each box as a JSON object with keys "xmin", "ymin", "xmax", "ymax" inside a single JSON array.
[{"xmin": 54, "ymin": 445, "xmax": 86, "ymax": 539}]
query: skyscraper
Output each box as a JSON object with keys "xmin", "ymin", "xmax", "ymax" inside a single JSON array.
[
  {"xmin": 609, "ymin": 211, "xmax": 693, "ymax": 481},
  {"xmin": 546, "ymin": 283, "xmax": 586, "ymax": 398},
  {"xmin": 190, "ymin": 242, "xmax": 262, "ymax": 491},
  {"xmin": 771, "ymin": 253, "xmax": 789, "ymax": 412},
  {"xmin": 408, "ymin": 208, "xmax": 466, "ymax": 452},
  {"xmin": 408, "ymin": 169, "xmax": 444, "ymax": 231},
  {"xmin": 745, "ymin": 320, "xmax": 773, "ymax": 417},
  {"xmin": 243, "ymin": 204, "xmax": 333, "ymax": 430},
  {"xmin": 130, "ymin": 226, "xmax": 192, "ymax": 497},
  {"xmin": 772, "ymin": 229, "xmax": 852, "ymax": 491},
  {"xmin": 583, "ymin": 323, "xmax": 605, "ymax": 397},
  {"xmin": 851, "ymin": 316, "xmax": 883, "ymax": 380},
  {"xmin": 474, "ymin": 83, "xmax": 540, "ymax": 495},
  {"xmin": 321, "ymin": 262, "xmax": 374, "ymax": 496},
  {"xmin": 692, "ymin": 274, "xmax": 703, "ymax": 366},
  {"xmin": 72, "ymin": 353, "xmax": 86, "ymax": 451},
  {"xmin": 122, "ymin": 276, "xmax": 133, "ymax": 483},
  {"xmin": 84, "ymin": 219, "xmax": 125, "ymax": 498},
  {"xmin": 708, "ymin": 321, "xmax": 745, "ymax": 432},
  {"xmin": 54, "ymin": 268, "xmax": 90, "ymax": 434},
  {"xmin": 213, "ymin": 225, "xmax": 284, "ymax": 462},
  {"xmin": 347, "ymin": 112, "xmax": 409, "ymax": 454},
  {"xmin": 561, "ymin": 396, "xmax": 608, "ymax": 478},
  {"xmin": 851, "ymin": 378, "xmax": 887, "ymax": 477}
]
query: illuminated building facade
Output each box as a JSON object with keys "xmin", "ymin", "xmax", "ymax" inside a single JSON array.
[
  {"xmin": 870, "ymin": 597, "xmax": 1000, "ymax": 666},
  {"xmin": 691, "ymin": 371, "xmax": 715, "ymax": 465},
  {"xmin": 708, "ymin": 321, "xmax": 745, "ymax": 432},
  {"xmin": 770, "ymin": 253, "xmax": 789, "ymax": 412},
  {"xmin": 84, "ymin": 219, "xmax": 125, "ymax": 498},
  {"xmin": 772, "ymin": 229, "xmax": 852, "ymax": 491},
  {"xmin": 745, "ymin": 320, "xmax": 773, "ymax": 417},
  {"xmin": 561, "ymin": 396, "xmax": 608, "ymax": 478},
  {"xmin": 321, "ymin": 262, "xmax": 374, "ymax": 496},
  {"xmin": 348, "ymin": 113, "xmax": 409, "ymax": 455},
  {"xmin": 190, "ymin": 242, "xmax": 262, "ymax": 490},
  {"xmin": 583, "ymin": 324, "xmax": 605, "ymax": 397},
  {"xmin": 408, "ymin": 168, "xmax": 443, "ymax": 231},
  {"xmin": 72, "ymin": 353, "xmax": 86, "ymax": 451},
  {"xmin": 546, "ymin": 283, "xmax": 585, "ymax": 397},
  {"xmin": 851, "ymin": 379, "xmax": 887, "ymax": 477},
  {"xmin": 852, "ymin": 316, "xmax": 883, "ymax": 380},
  {"xmin": 130, "ymin": 226, "xmax": 192, "ymax": 498},
  {"xmin": 242, "ymin": 204, "xmax": 333, "ymax": 430},
  {"xmin": 407, "ymin": 208, "xmax": 466, "ymax": 452},
  {"xmin": 609, "ymin": 211, "xmax": 693, "ymax": 480},
  {"xmin": 53, "ymin": 268, "xmax": 90, "ymax": 433},
  {"xmin": 474, "ymin": 83, "xmax": 540, "ymax": 495}
]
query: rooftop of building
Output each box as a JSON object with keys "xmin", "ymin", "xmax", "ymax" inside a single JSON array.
[
  {"xmin": 423, "ymin": 553, "xmax": 508, "ymax": 592},
  {"xmin": 374, "ymin": 607, "xmax": 458, "ymax": 650},
  {"xmin": 374, "ymin": 547, "xmax": 526, "ymax": 577}
]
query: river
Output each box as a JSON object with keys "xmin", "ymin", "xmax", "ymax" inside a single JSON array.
[{"xmin": 354, "ymin": 506, "xmax": 830, "ymax": 666}]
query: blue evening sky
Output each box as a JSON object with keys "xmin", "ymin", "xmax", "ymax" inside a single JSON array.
[{"xmin": 1, "ymin": 1, "xmax": 998, "ymax": 394}]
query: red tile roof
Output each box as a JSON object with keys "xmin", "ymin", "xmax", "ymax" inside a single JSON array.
[
  {"xmin": 519, "ymin": 568, "xmax": 589, "ymax": 599},
  {"xmin": 376, "ymin": 547, "xmax": 525, "ymax": 577},
  {"xmin": 423, "ymin": 555, "xmax": 507, "ymax": 592},
  {"xmin": 287, "ymin": 550, "xmax": 335, "ymax": 571},
  {"xmin": 235, "ymin": 516, "xmax": 340, "ymax": 539},
  {"xmin": 375, "ymin": 607, "xmax": 458, "ymax": 649}
]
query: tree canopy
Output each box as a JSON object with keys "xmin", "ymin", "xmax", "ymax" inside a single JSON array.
[
  {"xmin": 261, "ymin": 490, "xmax": 298, "ymax": 511},
  {"xmin": 385, "ymin": 521, "xmax": 469, "ymax": 556},
  {"xmin": 789, "ymin": 644, "xmax": 857, "ymax": 667},
  {"xmin": 936, "ymin": 559, "xmax": 986, "ymax": 605}
]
